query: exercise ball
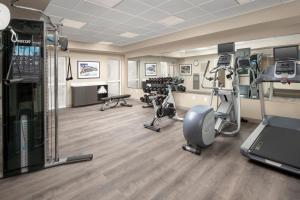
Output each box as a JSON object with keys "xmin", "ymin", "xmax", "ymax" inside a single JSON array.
[
  {"xmin": 183, "ymin": 105, "xmax": 215, "ymax": 148},
  {"xmin": 0, "ymin": 3, "xmax": 10, "ymax": 31}
]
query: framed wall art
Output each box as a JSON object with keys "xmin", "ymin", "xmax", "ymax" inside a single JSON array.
[
  {"xmin": 145, "ymin": 63, "xmax": 157, "ymax": 76},
  {"xmin": 77, "ymin": 61, "xmax": 100, "ymax": 79},
  {"xmin": 179, "ymin": 64, "xmax": 192, "ymax": 76}
]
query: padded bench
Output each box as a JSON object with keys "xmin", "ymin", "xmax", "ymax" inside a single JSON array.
[{"xmin": 100, "ymin": 94, "xmax": 132, "ymax": 111}]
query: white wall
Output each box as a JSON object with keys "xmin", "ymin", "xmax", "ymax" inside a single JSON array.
[{"xmin": 65, "ymin": 51, "xmax": 124, "ymax": 107}]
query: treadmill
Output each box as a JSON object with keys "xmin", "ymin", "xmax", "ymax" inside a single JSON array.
[{"xmin": 240, "ymin": 45, "xmax": 300, "ymax": 175}]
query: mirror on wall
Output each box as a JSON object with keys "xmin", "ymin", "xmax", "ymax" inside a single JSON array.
[
  {"xmin": 127, "ymin": 34, "xmax": 300, "ymax": 102},
  {"xmin": 127, "ymin": 56, "xmax": 179, "ymax": 89}
]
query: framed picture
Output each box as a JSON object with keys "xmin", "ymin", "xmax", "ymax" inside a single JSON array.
[
  {"xmin": 180, "ymin": 64, "xmax": 192, "ymax": 76},
  {"xmin": 145, "ymin": 63, "xmax": 157, "ymax": 76},
  {"xmin": 77, "ymin": 61, "xmax": 100, "ymax": 79}
]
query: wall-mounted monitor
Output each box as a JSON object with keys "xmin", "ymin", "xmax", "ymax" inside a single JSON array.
[
  {"xmin": 273, "ymin": 45, "xmax": 299, "ymax": 61},
  {"xmin": 218, "ymin": 42, "xmax": 235, "ymax": 55}
]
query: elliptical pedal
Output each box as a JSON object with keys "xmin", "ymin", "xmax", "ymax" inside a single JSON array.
[
  {"xmin": 144, "ymin": 124, "xmax": 160, "ymax": 132},
  {"xmin": 182, "ymin": 145, "xmax": 201, "ymax": 155}
]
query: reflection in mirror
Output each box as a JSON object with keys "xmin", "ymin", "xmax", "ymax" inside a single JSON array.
[
  {"xmin": 236, "ymin": 48, "xmax": 262, "ymax": 99},
  {"xmin": 154, "ymin": 34, "xmax": 300, "ymax": 102},
  {"xmin": 127, "ymin": 56, "xmax": 180, "ymax": 89},
  {"xmin": 127, "ymin": 34, "xmax": 300, "ymax": 102}
]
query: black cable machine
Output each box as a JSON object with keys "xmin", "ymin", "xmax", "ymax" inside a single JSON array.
[{"xmin": 0, "ymin": 1, "xmax": 92, "ymax": 178}]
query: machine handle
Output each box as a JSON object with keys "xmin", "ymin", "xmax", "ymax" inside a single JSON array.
[
  {"xmin": 203, "ymin": 60, "xmax": 211, "ymax": 79},
  {"xmin": 4, "ymin": 78, "xmax": 24, "ymax": 85}
]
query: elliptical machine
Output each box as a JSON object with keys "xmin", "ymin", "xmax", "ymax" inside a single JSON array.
[
  {"xmin": 144, "ymin": 80, "xmax": 184, "ymax": 132},
  {"xmin": 182, "ymin": 42, "xmax": 241, "ymax": 155}
]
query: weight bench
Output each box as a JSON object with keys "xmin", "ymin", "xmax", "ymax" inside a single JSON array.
[{"xmin": 100, "ymin": 94, "xmax": 132, "ymax": 111}]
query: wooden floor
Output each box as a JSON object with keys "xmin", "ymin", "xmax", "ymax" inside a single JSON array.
[{"xmin": 0, "ymin": 100, "xmax": 300, "ymax": 200}]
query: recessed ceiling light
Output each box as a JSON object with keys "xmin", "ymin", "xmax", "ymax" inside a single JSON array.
[
  {"xmin": 87, "ymin": 0, "xmax": 124, "ymax": 8},
  {"xmin": 235, "ymin": 0, "xmax": 255, "ymax": 5},
  {"xmin": 98, "ymin": 41, "xmax": 113, "ymax": 45},
  {"xmin": 61, "ymin": 18, "xmax": 86, "ymax": 29},
  {"xmin": 120, "ymin": 32, "xmax": 139, "ymax": 38},
  {"xmin": 158, "ymin": 16, "xmax": 185, "ymax": 26}
]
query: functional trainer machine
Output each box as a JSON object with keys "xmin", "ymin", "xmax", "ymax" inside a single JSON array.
[
  {"xmin": 241, "ymin": 45, "xmax": 300, "ymax": 175},
  {"xmin": 182, "ymin": 42, "xmax": 241, "ymax": 155},
  {"xmin": 144, "ymin": 80, "xmax": 185, "ymax": 132},
  {"xmin": 0, "ymin": 2, "xmax": 92, "ymax": 178}
]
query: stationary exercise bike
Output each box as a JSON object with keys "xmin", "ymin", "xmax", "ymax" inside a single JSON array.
[
  {"xmin": 182, "ymin": 42, "xmax": 241, "ymax": 155},
  {"xmin": 144, "ymin": 82, "xmax": 183, "ymax": 132}
]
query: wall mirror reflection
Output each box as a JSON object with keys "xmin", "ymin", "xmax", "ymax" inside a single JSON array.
[
  {"xmin": 128, "ymin": 34, "xmax": 300, "ymax": 102},
  {"xmin": 128, "ymin": 56, "xmax": 180, "ymax": 89}
]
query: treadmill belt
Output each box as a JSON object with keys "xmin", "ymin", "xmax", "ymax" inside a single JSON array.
[{"xmin": 250, "ymin": 126, "xmax": 300, "ymax": 169}]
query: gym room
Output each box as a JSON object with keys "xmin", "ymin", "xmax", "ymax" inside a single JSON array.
[{"xmin": 0, "ymin": 0, "xmax": 300, "ymax": 199}]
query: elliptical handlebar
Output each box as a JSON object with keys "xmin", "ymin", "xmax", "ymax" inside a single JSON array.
[
  {"xmin": 201, "ymin": 58, "xmax": 236, "ymax": 91},
  {"xmin": 201, "ymin": 60, "xmax": 214, "ymax": 89}
]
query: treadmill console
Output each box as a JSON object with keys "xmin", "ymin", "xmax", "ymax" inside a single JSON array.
[
  {"xmin": 273, "ymin": 45, "xmax": 298, "ymax": 79},
  {"xmin": 217, "ymin": 54, "xmax": 231, "ymax": 67},
  {"xmin": 238, "ymin": 58, "xmax": 250, "ymax": 69},
  {"xmin": 274, "ymin": 60, "xmax": 296, "ymax": 79}
]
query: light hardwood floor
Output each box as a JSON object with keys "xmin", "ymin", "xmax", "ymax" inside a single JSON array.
[{"xmin": 0, "ymin": 100, "xmax": 300, "ymax": 200}]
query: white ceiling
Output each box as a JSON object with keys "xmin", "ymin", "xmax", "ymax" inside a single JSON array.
[{"xmin": 44, "ymin": 0, "xmax": 294, "ymax": 46}]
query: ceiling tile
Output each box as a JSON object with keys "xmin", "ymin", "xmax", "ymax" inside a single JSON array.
[
  {"xmin": 114, "ymin": 23, "xmax": 138, "ymax": 31},
  {"xmin": 100, "ymin": 10, "xmax": 134, "ymax": 23},
  {"xmin": 172, "ymin": 14, "xmax": 217, "ymax": 29},
  {"xmin": 68, "ymin": 34, "xmax": 99, "ymax": 43},
  {"xmin": 200, "ymin": 0, "xmax": 238, "ymax": 12},
  {"xmin": 185, "ymin": 0, "xmax": 213, "ymax": 6},
  {"xmin": 159, "ymin": 27, "xmax": 179, "ymax": 35},
  {"xmin": 115, "ymin": 40, "xmax": 132, "ymax": 46},
  {"xmin": 144, "ymin": 30, "xmax": 162, "ymax": 37},
  {"xmin": 158, "ymin": 0, "xmax": 193, "ymax": 15},
  {"xmin": 45, "ymin": 4, "xmax": 96, "ymax": 23},
  {"xmin": 103, "ymin": 28, "xmax": 126, "ymax": 35},
  {"xmin": 125, "ymin": 17, "xmax": 152, "ymax": 27},
  {"xmin": 62, "ymin": 26, "xmax": 82, "ymax": 36},
  {"xmin": 139, "ymin": 8, "xmax": 170, "ymax": 21},
  {"xmin": 73, "ymin": 1, "xmax": 109, "ymax": 18},
  {"xmin": 77, "ymin": 29, "xmax": 100, "ymax": 36},
  {"xmin": 83, "ymin": 20, "xmax": 116, "ymax": 33},
  {"xmin": 143, "ymin": 23, "xmax": 166, "ymax": 31},
  {"xmin": 115, "ymin": 0, "xmax": 152, "ymax": 15},
  {"xmin": 214, "ymin": 0, "xmax": 282, "ymax": 18},
  {"xmin": 175, "ymin": 7, "xmax": 208, "ymax": 20},
  {"xmin": 96, "ymin": 33, "xmax": 123, "ymax": 41},
  {"xmin": 126, "ymin": 27, "xmax": 152, "ymax": 34},
  {"xmin": 49, "ymin": 0, "xmax": 81, "ymax": 9},
  {"xmin": 137, "ymin": 0, "xmax": 169, "ymax": 7}
]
